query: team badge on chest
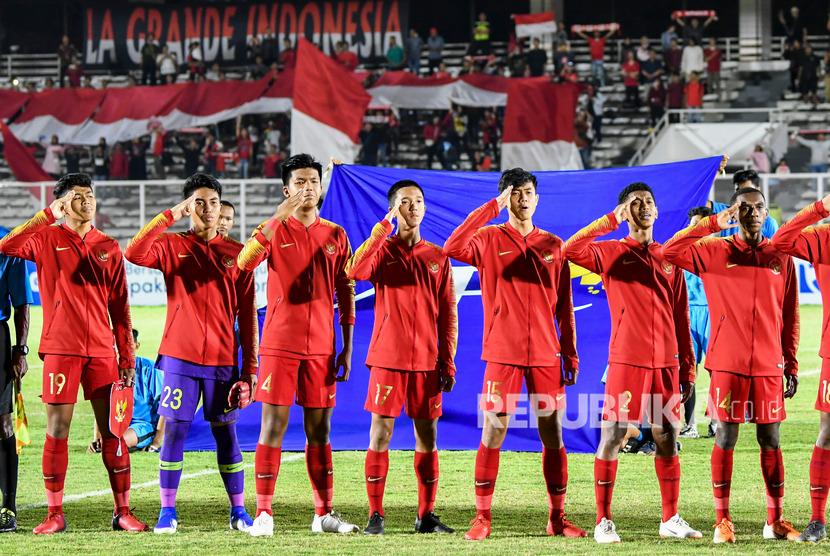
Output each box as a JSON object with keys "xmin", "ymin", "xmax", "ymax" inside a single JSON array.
[
  {"xmin": 662, "ymin": 261, "xmax": 674, "ymax": 274},
  {"xmin": 324, "ymin": 243, "xmax": 336, "ymax": 255},
  {"xmin": 428, "ymin": 260, "xmax": 440, "ymax": 273},
  {"xmin": 769, "ymin": 260, "xmax": 782, "ymax": 275},
  {"xmin": 222, "ymin": 256, "xmax": 235, "ymax": 268},
  {"xmin": 540, "ymin": 250, "xmax": 554, "ymax": 264},
  {"xmin": 97, "ymin": 250, "xmax": 109, "ymax": 262}
]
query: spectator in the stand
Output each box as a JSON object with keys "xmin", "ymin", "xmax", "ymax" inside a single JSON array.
[
  {"xmin": 684, "ymin": 71, "xmax": 704, "ymax": 122},
  {"xmin": 647, "ymin": 77, "xmax": 666, "ymax": 127},
  {"xmin": 664, "ymin": 37, "xmax": 682, "ymax": 75},
  {"xmin": 140, "ymin": 33, "xmax": 159, "ymax": 85},
  {"xmin": 675, "ymin": 14, "xmax": 714, "ymax": 46},
  {"xmin": 792, "ymin": 131, "xmax": 830, "ymax": 173},
  {"xmin": 704, "ymin": 38, "xmax": 722, "ymax": 98},
  {"xmin": 127, "ymin": 74, "xmax": 138, "ymax": 87},
  {"xmin": 177, "ymin": 136, "xmax": 201, "ymax": 178},
  {"xmin": 427, "ymin": 28, "xmax": 445, "ymax": 74},
  {"xmin": 681, "ymin": 37, "xmax": 705, "ymax": 81},
  {"xmin": 636, "ymin": 36, "xmax": 651, "ymax": 63},
  {"xmin": 247, "ymin": 123, "xmax": 261, "ymax": 162},
  {"xmin": 473, "ymin": 150, "xmax": 492, "ymax": 171},
  {"xmin": 432, "ymin": 61, "xmax": 452, "ymax": 79},
  {"xmin": 359, "ymin": 123, "xmax": 380, "ymax": 166},
  {"xmin": 262, "ymin": 144, "xmax": 281, "ymax": 198},
  {"xmin": 187, "ymin": 42, "xmax": 205, "ymax": 80},
  {"xmin": 250, "ymin": 56, "xmax": 267, "ymax": 80},
  {"xmin": 92, "ymin": 145, "xmax": 110, "ymax": 182},
  {"xmin": 264, "ymin": 120, "xmax": 280, "ymax": 151},
  {"xmin": 798, "ymin": 43, "xmax": 821, "ymax": 106},
  {"xmin": 776, "ymin": 157, "xmax": 790, "ymax": 173},
  {"xmin": 335, "ymin": 41, "xmax": 359, "ymax": 71},
  {"xmin": 150, "ymin": 126, "xmax": 168, "ymax": 179},
  {"xmin": 40, "ymin": 135, "xmax": 65, "ymax": 179},
  {"xmin": 553, "ymin": 42, "xmax": 573, "ymax": 75},
  {"xmin": 213, "ymin": 142, "xmax": 228, "ymax": 178},
  {"xmin": 622, "ymin": 50, "xmax": 641, "ymax": 108},
  {"xmin": 82, "ymin": 76, "xmax": 93, "ymax": 89},
  {"xmin": 44, "ymin": 77, "xmax": 55, "ymax": 89},
  {"xmin": 559, "ymin": 62, "xmax": 578, "ymax": 84},
  {"xmin": 574, "ymin": 109, "xmax": 592, "ymax": 168},
  {"xmin": 667, "ymin": 73, "xmax": 684, "ymax": 122},
  {"xmin": 779, "ymin": 7, "xmax": 807, "ymax": 46},
  {"xmin": 640, "ymin": 49, "xmax": 664, "ymax": 84},
  {"xmin": 386, "ymin": 36, "xmax": 405, "ymax": 70},
  {"xmin": 247, "ymin": 36, "xmax": 263, "ymax": 65},
  {"xmin": 280, "ymin": 38, "xmax": 296, "ymax": 70},
  {"xmin": 575, "ymin": 28, "xmax": 615, "ymax": 87},
  {"xmin": 748, "ymin": 144, "xmax": 770, "ymax": 173},
  {"xmin": 202, "ymin": 133, "xmax": 218, "ymax": 176},
  {"xmin": 109, "ymin": 142, "xmax": 129, "ymax": 180},
  {"xmin": 236, "ymin": 118, "xmax": 252, "ymax": 179},
  {"xmin": 423, "ymin": 115, "xmax": 444, "ymax": 169},
  {"xmin": 783, "ymin": 39, "xmax": 804, "ymax": 93},
  {"xmin": 57, "ymin": 35, "xmax": 78, "ymax": 87},
  {"xmin": 481, "ymin": 109, "xmax": 499, "ymax": 158},
  {"xmin": 66, "ymin": 56, "xmax": 83, "ymax": 88},
  {"xmin": 128, "ymin": 137, "xmax": 148, "ymax": 180},
  {"xmin": 262, "ymin": 28, "xmax": 279, "ymax": 65},
  {"xmin": 661, "ymin": 24, "xmax": 679, "ymax": 53},
  {"xmin": 526, "ymin": 37, "xmax": 547, "ymax": 77},
  {"xmin": 553, "ymin": 21, "xmax": 568, "ymax": 50},
  {"xmin": 64, "ymin": 146, "xmax": 81, "ymax": 174},
  {"xmin": 586, "ymin": 86, "xmax": 605, "ymax": 142},
  {"xmin": 619, "ymin": 37, "xmax": 635, "ymax": 64},
  {"xmin": 156, "ymin": 44, "xmax": 179, "ymax": 84},
  {"xmin": 405, "ymin": 29, "xmax": 424, "ymax": 75},
  {"xmin": 205, "ymin": 62, "xmax": 222, "ymax": 81},
  {"xmin": 470, "ymin": 12, "xmax": 491, "ymax": 56}
]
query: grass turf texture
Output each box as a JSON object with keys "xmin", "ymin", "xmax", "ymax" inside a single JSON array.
[{"xmin": 0, "ymin": 305, "xmax": 825, "ymax": 554}]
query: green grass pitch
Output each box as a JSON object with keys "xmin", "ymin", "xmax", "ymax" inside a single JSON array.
[{"xmin": 0, "ymin": 305, "xmax": 826, "ymax": 554}]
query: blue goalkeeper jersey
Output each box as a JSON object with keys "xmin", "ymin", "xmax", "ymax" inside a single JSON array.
[
  {"xmin": 684, "ymin": 270, "xmax": 708, "ymax": 307},
  {"xmin": 131, "ymin": 356, "xmax": 163, "ymax": 427},
  {"xmin": 711, "ymin": 201, "xmax": 779, "ymax": 239}
]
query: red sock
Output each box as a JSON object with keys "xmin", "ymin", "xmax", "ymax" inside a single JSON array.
[
  {"xmin": 810, "ymin": 446, "xmax": 830, "ymax": 523},
  {"xmin": 43, "ymin": 434, "xmax": 68, "ymax": 514},
  {"xmin": 711, "ymin": 445, "xmax": 733, "ymax": 522},
  {"xmin": 474, "ymin": 443, "xmax": 500, "ymax": 521},
  {"xmin": 306, "ymin": 444, "xmax": 333, "ymax": 516},
  {"xmin": 761, "ymin": 448, "xmax": 784, "ymax": 525},
  {"xmin": 255, "ymin": 443, "xmax": 281, "ymax": 517},
  {"xmin": 414, "ymin": 450, "xmax": 439, "ymax": 518},
  {"xmin": 365, "ymin": 449, "xmax": 388, "ymax": 516},
  {"xmin": 594, "ymin": 457, "xmax": 617, "ymax": 524},
  {"xmin": 101, "ymin": 437, "xmax": 131, "ymax": 512},
  {"xmin": 543, "ymin": 446, "xmax": 567, "ymax": 521},
  {"xmin": 655, "ymin": 455, "xmax": 680, "ymax": 522}
]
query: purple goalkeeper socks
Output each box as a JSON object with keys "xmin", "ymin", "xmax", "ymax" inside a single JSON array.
[
  {"xmin": 159, "ymin": 419, "xmax": 191, "ymax": 508},
  {"xmin": 211, "ymin": 422, "xmax": 245, "ymax": 508}
]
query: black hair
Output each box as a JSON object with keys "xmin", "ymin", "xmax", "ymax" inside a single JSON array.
[
  {"xmin": 687, "ymin": 206, "xmax": 713, "ymax": 220},
  {"xmin": 386, "ymin": 180, "xmax": 425, "ymax": 205},
  {"xmin": 730, "ymin": 186, "xmax": 765, "ymax": 206},
  {"xmin": 132, "ymin": 329, "xmax": 139, "ymax": 343},
  {"xmin": 732, "ymin": 169, "xmax": 760, "ymax": 189},
  {"xmin": 182, "ymin": 172, "xmax": 222, "ymax": 199},
  {"xmin": 220, "ymin": 200, "xmax": 235, "ymax": 212},
  {"xmin": 498, "ymin": 167, "xmax": 537, "ymax": 193},
  {"xmin": 54, "ymin": 173, "xmax": 93, "ymax": 198},
  {"xmin": 281, "ymin": 153, "xmax": 323, "ymax": 185},
  {"xmin": 617, "ymin": 182, "xmax": 654, "ymax": 205}
]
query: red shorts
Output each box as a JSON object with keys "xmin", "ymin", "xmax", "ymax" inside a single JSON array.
[
  {"xmin": 256, "ymin": 354, "xmax": 336, "ymax": 408},
  {"xmin": 707, "ymin": 370, "xmax": 785, "ymax": 423},
  {"xmin": 817, "ymin": 359, "xmax": 830, "ymax": 413},
  {"xmin": 364, "ymin": 367, "xmax": 442, "ymax": 419},
  {"xmin": 41, "ymin": 355, "xmax": 119, "ymax": 403},
  {"xmin": 603, "ymin": 363, "xmax": 681, "ymax": 425},
  {"xmin": 479, "ymin": 362, "xmax": 565, "ymax": 414}
]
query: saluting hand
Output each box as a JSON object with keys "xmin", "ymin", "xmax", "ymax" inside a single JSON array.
[
  {"xmin": 273, "ymin": 192, "xmax": 303, "ymax": 223},
  {"xmin": 49, "ymin": 190, "xmax": 76, "ymax": 220},
  {"xmin": 386, "ymin": 199, "xmax": 401, "ymax": 225},
  {"xmin": 495, "ymin": 186, "xmax": 513, "ymax": 211},
  {"xmin": 170, "ymin": 193, "xmax": 197, "ymax": 222},
  {"xmin": 716, "ymin": 202, "xmax": 740, "ymax": 230},
  {"xmin": 612, "ymin": 201, "xmax": 630, "ymax": 224},
  {"xmin": 822, "ymin": 192, "xmax": 830, "ymax": 213}
]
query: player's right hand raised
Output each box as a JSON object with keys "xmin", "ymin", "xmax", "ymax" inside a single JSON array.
[
  {"xmin": 822, "ymin": 192, "xmax": 830, "ymax": 213},
  {"xmin": 273, "ymin": 192, "xmax": 303, "ymax": 223},
  {"xmin": 612, "ymin": 201, "xmax": 630, "ymax": 224},
  {"xmin": 170, "ymin": 193, "xmax": 197, "ymax": 222},
  {"xmin": 716, "ymin": 202, "xmax": 740, "ymax": 230},
  {"xmin": 386, "ymin": 199, "xmax": 401, "ymax": 224},
  {"xmin": 495, "ymin": 185, "xmax": 513, "ymax": 211},
  {"xmin": 48, "ymin": 190, "xmax": 75, "ymax": 220}
]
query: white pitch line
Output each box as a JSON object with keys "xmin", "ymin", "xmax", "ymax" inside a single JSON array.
[
  {"xmin": 19, "ymin": 453, "xmax": 304, "ymax": 511},
  {"xmin": 697, "ymin": 368, "xmax": 821, "ymax": 395}
]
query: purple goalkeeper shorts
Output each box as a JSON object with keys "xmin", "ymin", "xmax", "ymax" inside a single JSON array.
[{"xmin": 157, "ymin": 359, "xmax": 239, "ymax": 423}]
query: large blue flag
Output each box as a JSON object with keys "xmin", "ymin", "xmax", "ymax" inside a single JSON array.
[{"xmin": 185, "ymin": 156, "xmax": 720, "ymax": 453}]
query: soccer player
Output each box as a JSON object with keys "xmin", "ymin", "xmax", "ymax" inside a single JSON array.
[
  {"xmin": 444, "ymin": 168, "xmax": 586, "ymax": 541},
  {"xmin": 563, "ymin": 182, "xmax": 700, "ymax": 543},
  {"xmin": 663, "ymin": 187, "xmax": 800, "ymax": 543},
  {"xmin": 771, "ymin": 193, "xmax": 830, "ymax": 542},
  {"xmin": 217, "ymin": 200, "xmax": 235, "ymax": 237},
  {"xmin": 0, "ymin": 223, "xmax": 32, "ymax": 532},
  {"xmin": 237, "ymin": 154, "xmax": 358, "ymax": 537},
  {"xmin": 345, "ymin": 180, "xmax": 457, "ymax": 536},
  {"xmin": 711, "ymin": 167, "xmax": 779, "ymax": 238},
  {"xmin": 680, "ymin": 206, "xmax": 713, "ymax": 439},
  {"xmin": 0, "ymin": 173, "xmax": 147, "ymax": 534},
  {"xmin": 125, "ymin": 173, "xmax": 258, "ymax": 535}
]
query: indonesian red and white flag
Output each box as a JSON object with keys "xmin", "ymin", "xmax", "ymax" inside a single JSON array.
[
  {"xmin": 514, "ymin": 12, "xmax": 557, "ymax": 38},
  {"xmin": 291, "ymin": 38, "xmax": 372, "ymax": 164},
  {"xmin": 0, "ymin": 120, "xmax": 52, "ymax": 183},
  {"xmin": 501, "ymin": 80, "xmax": 582, "ymax": 171},
  {"xmin": 369, "ymin": 71, "xmax": 456, "ymax": 110}
]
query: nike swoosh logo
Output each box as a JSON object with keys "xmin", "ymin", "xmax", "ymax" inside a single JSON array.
[
  {"xmin": 256, "ymin": 474, "xmax": 274, "ymax": 479},
  {"xmin": 622, "ymin": 259, "xmax": 636, "ymax": 265},
  {"xmin": 327, "ymin": 470, "xmax": 333, "ymax": 475},
  {"xmin": 598, "ymin": 480, "xmax": 612, "ymax": 485},
  {"xmin": 386, "ymin": 260, "xmax": 398, "ymax": 265},
  {"xmin": 433, "ymin": 403, "xmax": 442, "ymax": 409},
  {"xmin": 113, "ymin": 467, "xmax": 130, "ymax": 474},
  {"xmin": 772, "ymin": 482, "xmax": 784, "ymax": 488},
  {"xmin": 55, "ymin": 246, "xmax": 70, "ymax": 251},
  {"xmin": 726, "ymin": 263, "xmax": 738, "ymax": 268},
  {"xmin": 812, "ymin": 486, "xmax": 824, "ymax": 491},
  {"xmin": 554, "ymin": 487, "xmax": 566, "ymax": 493},
  {"xmin": 328, "ymin": 393, "xmax": 336, "ymax": 399},
  {"xmin": 556, "ymin": 394, "xmax": 566, "ymax": 401},
  {"xmin": 177, "ymin": 253, "xmax": 192, "ymax": 258},
  {"xmin": 713, "ymin": 482, "xmax": 727, "ymax": 488},
  {"xmin": 224, "ymin": 407, "xmax": 235, "ymax": 413},
  {"xmin": 498, "ymin": 251, "xmax": 513, "ymax": 256},
  {"xmin": 771, "ymin": 407, "xmax": 781, "ymax": 414},
  {"xmin": 426, "ymin": 478, "xmax": 439, "ymax": 483},
  {"xmin": 475, "ymin": 481, "xmax": 490, "ymax": 487},
  {"xmin": 43, "ymin": 475, "xmax": 56, "ymax": 480},
  {"xmin": 367, "ymin": 476, "xmax": 383, "ymax": 482},
  {"xmin": 280, "ymin": 243, "xmax": 295, "ymax": 248}
]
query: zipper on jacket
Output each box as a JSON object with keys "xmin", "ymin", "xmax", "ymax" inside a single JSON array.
[
  {"xmin": 45, "ymin": 301, "xmax": 61, "ymax": 335},
  {"xmin": 710, "ymin": 315, "xmax": 725, "ymax": 355},
  {"xmin": 165, "ymin": 305, "xmax": 180, "ymax": 339},
  {"xmin": 611, "ymin": 308, "xmax": 625, "ymax": 345}
]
